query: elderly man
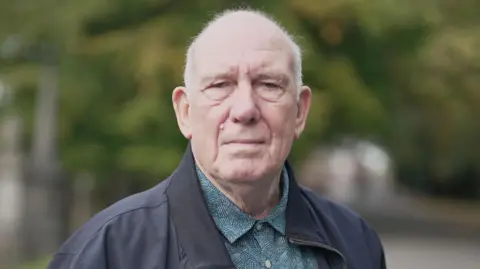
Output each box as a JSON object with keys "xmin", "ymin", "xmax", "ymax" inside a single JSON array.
[{"xmin": 48, "ymin": 9, "xmax": 386, "ymax": 269}]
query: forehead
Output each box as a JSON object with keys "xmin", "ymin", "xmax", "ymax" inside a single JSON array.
[{"xmin": 191, "ymin": 25, "xmax": 295, "ymax": 82}]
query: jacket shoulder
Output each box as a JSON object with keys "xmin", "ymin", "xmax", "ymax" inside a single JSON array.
[{"xmin": 55, "ymin": 177, "xmax": 173, "ymax": 255}]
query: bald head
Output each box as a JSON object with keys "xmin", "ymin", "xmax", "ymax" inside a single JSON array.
[
  {"xmin": 172, "ymin": 9, "xmax": 312, "ymax": 186},
  {"xmin": 183, "ymin": 9, "xmax": 303, "ymax": 94}
]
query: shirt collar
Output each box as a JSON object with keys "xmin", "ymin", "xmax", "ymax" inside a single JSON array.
[{"xmin": 196, "ymin": 165, "xmax": 290, "ymax": 243}]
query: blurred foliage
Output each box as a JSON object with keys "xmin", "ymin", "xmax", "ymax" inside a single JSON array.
[
  {"xmin": 16, "ymin": 257, "xmax": 50, "ymax": 269},
  {"xmin": 0, "ymin": 0, "xmax": 479, "ymax": 201}
]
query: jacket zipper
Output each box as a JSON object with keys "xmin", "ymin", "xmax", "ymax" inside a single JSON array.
[{"xmin": 288, "ymin": 238, "xmax": 347, "ymax": 269}]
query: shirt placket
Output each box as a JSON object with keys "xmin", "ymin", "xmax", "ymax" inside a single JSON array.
[{"xmin": 253, "ymin": 221, "xmax": 276, "ymax": 269}]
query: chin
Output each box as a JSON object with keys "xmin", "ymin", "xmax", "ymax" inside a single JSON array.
[{"xmin": 216, "ymin": 159, "xmax": 272, "ymax": 183}]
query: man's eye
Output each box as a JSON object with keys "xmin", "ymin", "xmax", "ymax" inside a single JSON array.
[
  {"xmin": 211, "ymin": 81, "xmax": 231, "ymax": 88},
  {"xmin": 203, "ymin": 82, "xmax": 233, "ymax": 101},
  {"xmin": 257, "ymin": 82, "xmax": 286, "ymax": 101},
  {"xmin": 263, "ymin": 82, "xmax": 280, "ymax": 89}
]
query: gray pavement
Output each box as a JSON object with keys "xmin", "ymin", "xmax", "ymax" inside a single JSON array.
[
  {"xmin": 345, "ymin": 194, "xmax": 480, "ymax": 269},
  {"xmin": 381, "ymin": 235, "xmax": 480, "ymax": 269}
]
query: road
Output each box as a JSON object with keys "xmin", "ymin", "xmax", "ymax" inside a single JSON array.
[
  {"xmin": 345, "ymin": 193, "xmax": 480, "ymax": 268},
  {"xmin": 381, "ymin": 234, "xmax": 480, "ymax": 269}
]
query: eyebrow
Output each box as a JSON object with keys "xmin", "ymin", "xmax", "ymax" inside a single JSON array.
[
  {"xmin": 253, "ymin": 72, "xmax": 291, "ymax": 86},
  {"xmin": 199, "ymin": 70, "xmax": 291, "ymax": 87},
  {"xmin": 200, "ymin": 72, "xmax": 236, "ymax": 87}
]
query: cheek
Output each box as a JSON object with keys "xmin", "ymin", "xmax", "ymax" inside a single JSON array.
[
  {"xmin": 190, "ymin": 103, "xmax": 229, "ymax": 140},
  {"xmin": 265, "ymin": 105, "xmax": 297, "ymax": 138},
  {"xmin": 190, "ymin": 104, "xmax": 226, "ymax": 165}
]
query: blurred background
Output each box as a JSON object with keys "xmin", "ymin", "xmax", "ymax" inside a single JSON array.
[{"xmin": 0, "ymin": 0, "xmax": 479, "ymax": 268}]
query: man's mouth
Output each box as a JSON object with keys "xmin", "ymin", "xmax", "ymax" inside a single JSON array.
[{"xmin": 225, "ymin": 139, "xmax": 265, "ymax": 145}]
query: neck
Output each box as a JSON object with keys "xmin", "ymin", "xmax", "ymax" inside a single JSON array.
[{"xmin": 206, "ymin": 170, "xmax": 283, "ymax": 219}]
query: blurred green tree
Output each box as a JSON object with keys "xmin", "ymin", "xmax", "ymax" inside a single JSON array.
[{"xmin": 0, "ymin": 0, "xmax": 478, "ymax": 205}]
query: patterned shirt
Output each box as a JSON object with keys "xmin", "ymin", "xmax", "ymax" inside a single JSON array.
[{"xmin": 196, "ymin": 166, "xmax": 317, "ymax": 269}]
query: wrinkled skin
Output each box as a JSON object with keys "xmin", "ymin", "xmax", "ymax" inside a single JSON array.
[{"xmin": 172, "ymin": 11, "xmax": 311, "ymax": 216}]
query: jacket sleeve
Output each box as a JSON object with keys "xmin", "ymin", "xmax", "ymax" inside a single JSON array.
[
  {"xmin": 361, "ymin": 220, "xmax": 388, "ymax": 269},
  {"xmin": 47, "ymin": 229, "xmax": 109, "ymax": 269},
  {"xmin": 46, "ymin": 205, "xmax": 172, "ymax": 269}
]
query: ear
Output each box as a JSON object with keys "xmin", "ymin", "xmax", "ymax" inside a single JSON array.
[
  {"xmin": 294, "ymin": 86, "xmax": 312, "ymax": 139},
  {"xmin": 172, "ymin": 86, "xmax": 192, "ymax": 139}
]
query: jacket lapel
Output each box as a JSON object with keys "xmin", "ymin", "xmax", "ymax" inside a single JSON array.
[
  {"xmin": 166, "ymin": 143, "xmax": 235, "ymax": 269},
  {"xmin": 284, "ymin": 160, "xmax": 329, "ymax": 244},
  {"xmin": 284, "ymin": 161, "xmax": 346, "ymax": 269}
]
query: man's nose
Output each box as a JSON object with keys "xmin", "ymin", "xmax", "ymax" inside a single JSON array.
[{"xmin": 229, "ymin": 82, "xmax": 260, "ymax": 124}]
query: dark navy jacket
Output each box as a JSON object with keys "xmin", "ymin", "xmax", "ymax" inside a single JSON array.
[{"xmin": 47, "ymin": 145, "xmax": 387, "ymax": 269}]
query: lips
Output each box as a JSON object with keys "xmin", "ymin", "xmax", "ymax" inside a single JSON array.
[{"xmin": 224, "ymin": 139, "xmax": 265, "ymax": 145}]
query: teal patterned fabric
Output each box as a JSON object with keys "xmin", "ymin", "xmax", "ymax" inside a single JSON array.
[{"xmin": 196, "ymin": 165, "xmax": 318, "ymax": 269}]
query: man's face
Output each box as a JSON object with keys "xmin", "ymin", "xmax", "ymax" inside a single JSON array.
[{"xmin": 173, "ymin": 21, "xmax": 311, "ymax": 184}]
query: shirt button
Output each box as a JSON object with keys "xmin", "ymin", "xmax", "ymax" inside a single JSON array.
[
  {"xmin": 256, "ymin": 223, "xmax": 263, "ymax": 230},
  {"xmin": 265, "ymin": 260, "xmax": 271, "ymax": 268}
]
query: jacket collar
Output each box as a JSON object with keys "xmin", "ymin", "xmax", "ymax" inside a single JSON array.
[
  {"xmin": 283, "ymin": 160, "xmax": 329, "ymax": 245},
  {"xmin": 166, "ymin": 143, "xmax": 329, "ymax": 268}
]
